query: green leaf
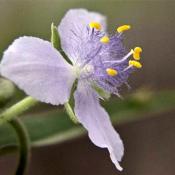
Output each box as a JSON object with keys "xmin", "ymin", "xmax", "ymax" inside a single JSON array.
[{"xmin": 0, "ymin": 90, "xmax": 175, "ymax": 155}]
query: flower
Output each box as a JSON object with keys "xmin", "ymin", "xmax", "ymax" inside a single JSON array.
[{"xmin": 0, "ymin": 9, "xmax": 142, "ymax": 171}]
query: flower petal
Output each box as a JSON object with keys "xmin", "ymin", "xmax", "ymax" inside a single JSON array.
[
  {"xmin": 58, "ymin": 8, "xmax": 107, "ymax": 63},
  {"xmin": 0, "ymin": 36, "xmax": 76, "ymax": 105},
  {"xmin": 74, "ymin": 81, "xmax": 124, "ymax": 171}
]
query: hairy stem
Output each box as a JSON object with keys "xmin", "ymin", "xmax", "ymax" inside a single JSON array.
[
  {"xmin": 9, "ymin": 118, "xmax": 30, "ymax": 175},
  {"xmin": 0, "ymin": 96, "xmax": 38, "ymax": 125}
]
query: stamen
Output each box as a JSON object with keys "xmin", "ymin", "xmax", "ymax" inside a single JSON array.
[
  {"xmin": 104, "ymin": 49, "xmax": 133, "ymax": 64},
  {"xmin": 117, "ymin": 25, "xmax": 131, "ymax": 33},
  {"xmin": 106, "ymin": 68, "xmax": 118, "ymax": 76},
  {"xmin": 100, "ymin": 36, "xmax": 110, "ymax": 43},
  {"xmin": 89, "ymin": 22, "xmax": 102, "ymax": 30},
  {"xmin": 133, "ymin": 47, "xmax": 142, "ymax": 60},
  {"xmin": 129, "ymin": 60, "xmax": 142, "ymax": 68},
  {"xmin": 81, "ymin": 45, "xmax": 102, "ymax": 68},
  {"xmin": 133, "ymin": 52, "xmax": 140, "ymax": 60},
  {"xmin": 134, "ymin": 47, "xmax": 142, "ymax": 53}
]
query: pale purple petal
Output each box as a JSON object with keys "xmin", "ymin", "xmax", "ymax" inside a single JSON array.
[
  {"xmin": 58, "ymin": 8, "xmax": 106, "ymax": 63},
  {"xmin": 0, "ymin": 36, "xmax": 76, "ymax": 105},
  {"xmin": 74, "ymin": 81, "xmax": 124, "ymax": 171}
]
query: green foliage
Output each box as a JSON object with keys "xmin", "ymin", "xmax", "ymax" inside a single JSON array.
[
  {"xmin": 0, "ymin": 89, "xmax": 175, "ymax": 155},
  {"xmin": 0, "ymin": 78, "xmax": 16, "ymax": 107}
]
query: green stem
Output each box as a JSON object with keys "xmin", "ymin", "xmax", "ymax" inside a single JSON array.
[
  {"xmin": 0, "ymin": 96, "xmax": 38, "ymax": 125},
  {"xmin": 64, "ymin": 102, "xmax": 79, "ymax": 124},
  {"xmin": 9, "ymin": 118, "xmax": 30, "ymax": 175}
]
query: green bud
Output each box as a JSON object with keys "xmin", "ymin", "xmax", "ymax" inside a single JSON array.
[
  {"xmin": 50, "ymin": 23, "xmax": 71, "ymax": 64},
  {"xmin": 51, "ymin": 22, "xmax": 60, "ymax": 50}
]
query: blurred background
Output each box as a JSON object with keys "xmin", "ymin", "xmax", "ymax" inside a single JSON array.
[{"xmin": 0, "ymin": 0, "xmax": 175, "ymax": 175}]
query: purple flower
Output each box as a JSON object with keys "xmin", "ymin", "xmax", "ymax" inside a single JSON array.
[{"xmin": 0, "ymin": 9, "xmax": 142, "ymax": 170}]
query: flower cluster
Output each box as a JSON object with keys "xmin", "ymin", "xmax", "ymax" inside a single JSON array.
[{"xmin": 0, "ymin": 9, "xmax": 142, "ymax": 171}]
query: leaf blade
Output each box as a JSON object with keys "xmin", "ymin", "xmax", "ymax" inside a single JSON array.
[{"xmin": 0, "ymin": 90, "xmax": 174, "ymax": 154}]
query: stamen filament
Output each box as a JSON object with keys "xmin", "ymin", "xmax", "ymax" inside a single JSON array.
[
  {"xmin": 104, "ymin": 49, "xmax": 133, "ymax": 64},
  {"xmin": 122, "ymin": 65, "xmax": 133, "ymax": 72},
  {"xmin": 81, "ymin": 45, "xmax": 102, "ymax": 68}
]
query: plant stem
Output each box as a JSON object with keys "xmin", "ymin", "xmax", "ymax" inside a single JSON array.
[
  {"xmin": 9, "ymin": 118, "xmax": 30, "ymax": 175},
  {"xmin": 0, "ymin": 96, "xmax": 38, "ymax": 125},
  {"xmin": 64, "ymin": 102, "xmax": 79, "ymax": 124}
]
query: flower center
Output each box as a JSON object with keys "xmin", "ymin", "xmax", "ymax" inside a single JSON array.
[
  {"xmin": 73, "ymin": 63, "xmax": 94, "ymax": 79},
  {"xmin": 72, "ymin": 21, "xmax": 143, "ymax": 94}
]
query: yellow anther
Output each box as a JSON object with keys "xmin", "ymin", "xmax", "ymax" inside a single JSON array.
[
  {"xmin": 134, "ymin": 47, "xmax": 142, "ymax": 53},
  {"xmin": 89, "ymin": 22, "xmax": 102, "ymax": 30},
  {"xmin": 106, "ymin": 68, "xmax": 118, "ymax": 76},
  {"xmin": 117, "ymin": 25, "xmax": 131, "ymax": 33},
  {"xmin": 133, "ymin": 47, "xmax": 142, "ymax": 60},
  {"xmin": 133, "ymin": 52, "xmax": 141, "ymax": 60},
  {"xmin": 100, "ymin": 36, "xmax": 110, "ymax": 43},
  {"xmin": 129, "ymin": 60, "xmax": 142, "ymax": 69}
]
